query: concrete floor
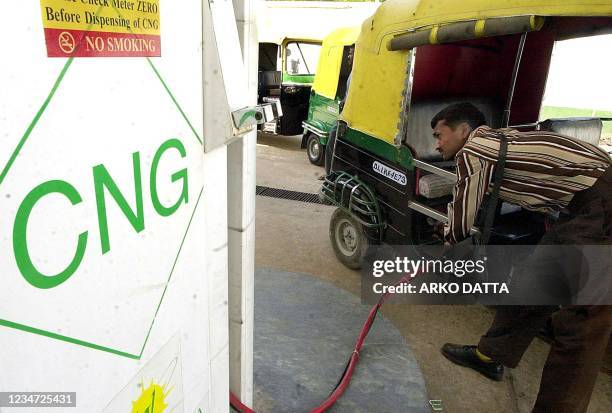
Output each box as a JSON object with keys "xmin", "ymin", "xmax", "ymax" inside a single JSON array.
[
  {"xmin": 253, "ymin": 268, "xmax": 428, "ymax": 412},
  {"xmin": 255, "ymin": 132, "xmax": 612, "ymax": 412}
]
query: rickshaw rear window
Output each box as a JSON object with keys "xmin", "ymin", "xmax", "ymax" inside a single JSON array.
[
  {"xmin": 539, "ymin": 34, "xmax": 612, "ymax": 145},
  {"xmin": 285, "ymin": 41, "xmax": 322, "ymax": 76}
]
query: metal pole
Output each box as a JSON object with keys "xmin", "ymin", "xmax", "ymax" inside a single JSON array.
[
  {"xmin": 502, "ymin": 32, "xmax": 527, "ymax": 127},
  {"xmin": 228, "ymin": 0, "xmax": 256, "ymax": 406}
]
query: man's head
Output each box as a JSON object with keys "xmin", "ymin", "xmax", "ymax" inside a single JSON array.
[
  {"xmin": 430, "ymin": 103, "xmax": 486, "ymax": 160},
  {"xmin": 347, "ymin": 45, "xmax": 355, "ymax": 67}
]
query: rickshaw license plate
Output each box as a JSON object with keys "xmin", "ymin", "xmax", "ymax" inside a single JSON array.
[{"xmin": 373, "ymin": 161, "xmax": 407, "ymax": 186}]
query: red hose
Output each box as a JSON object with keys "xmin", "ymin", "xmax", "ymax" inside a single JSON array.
[
  {"xmin": 231, "ymin": 274, "xmax": 415, "ymax": 413},
  {"xmin": 230, "ymin": 391, "xmax": 257, "ymax": 413},
  {"xmin": 308, "ymin": 296, "xmax": 387, "ymax": 413}
]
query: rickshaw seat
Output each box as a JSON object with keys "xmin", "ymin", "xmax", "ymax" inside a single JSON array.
[
  {"xmin": 258, "ymin": 70, "xmax": 282, "ymax": 90},
  {"xmin": 418, "ymin": 173, "xmax": 454, "ymax": 199},
  {"xmin": 538, "ymin": 117, "xmax": 603, "ymax": 146}
]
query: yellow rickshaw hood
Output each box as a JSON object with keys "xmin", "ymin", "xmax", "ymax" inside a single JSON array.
[
  {"xmin": 312, "ymin": 27, "xmax": 361, "ymax": 100},
  {"xmin": 342, "ymin": 0, "xmax": 612, "ymax": 146}
]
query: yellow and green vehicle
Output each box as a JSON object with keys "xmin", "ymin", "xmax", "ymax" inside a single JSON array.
[
  {"xmin": 301, "ymin": 27, "xmax": 360, "ymax": 165},
  {"xmin": 320, "ymin": 0, "xmax": 612, "ymax": 268},
  {"xmin": 258, "ymin": 37, "xmax": 323, "ymax": 136}
]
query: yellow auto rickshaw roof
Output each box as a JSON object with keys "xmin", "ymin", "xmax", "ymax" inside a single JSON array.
[
  {"xmin": 320, "ymin": 26, "xmax": 361, "ymax": 48},
  {"xmin": 342, "ymin": 0, "xmax": 612, "ymax": 146},
  {"xmin": 312, "ymin": 26, "xmax": 361, "ymax": 100},
  {"xmin": 370, "ymin": 0, "xmax": 612, "ymax": 43}
]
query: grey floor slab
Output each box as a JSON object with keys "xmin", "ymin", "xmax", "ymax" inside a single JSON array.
[{"xmin": 253, "ymin": 268, "xmax": 429, "ymax": 413}]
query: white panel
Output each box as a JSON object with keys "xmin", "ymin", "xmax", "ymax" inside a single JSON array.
[
  {"xmin": 203, "ymin": 0, "xmax": 249, "ymax": 152},
  {"xmin": 0, "ymin": 1, "xmax": 235, "ymax": 412}
]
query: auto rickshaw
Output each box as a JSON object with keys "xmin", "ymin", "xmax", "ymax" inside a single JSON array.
[
  {"xmin": 320, "ymin": 0, "xmax": 612, "ymax": 268},
  {"xmin": 301, "ymin": 27, "xmax": 361, "ymax": 165},
  {"xmin": 258, "ymin": 37, "xmax": 323, "ymax": 136}
]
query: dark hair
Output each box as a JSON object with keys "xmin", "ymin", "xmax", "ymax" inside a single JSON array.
[{"xmin": 430, "ymin": 102, "xmax": 487, "ymax": 130}]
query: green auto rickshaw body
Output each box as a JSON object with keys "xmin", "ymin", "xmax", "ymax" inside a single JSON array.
[
  {"xmin": 301, "ymin": 27, "xmax": 361, "ymax": 164},
  {"xmin": 258, "ymin": 37, "xmax": 323, "ymax": 136},
  {"xmin": 321, "ymin": 0, "xmax": 612, "ymax": 268}
]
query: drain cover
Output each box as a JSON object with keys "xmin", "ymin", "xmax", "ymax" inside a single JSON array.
[{"xmin": 256, "ymin": 186, "xmax": 322, "ymax": 204}]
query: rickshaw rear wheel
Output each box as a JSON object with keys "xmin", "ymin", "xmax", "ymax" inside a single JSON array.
[
  {"xmin": 306, "ymin": 133, "xmax": 325, "ymax": 166},
  {"xmin": 330, "ymin": 208, "xmax": 369, "ymax": 269}
]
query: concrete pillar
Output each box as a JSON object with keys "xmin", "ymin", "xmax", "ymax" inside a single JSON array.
[{"xmin": 228, "ymin": 0, "xmax": 258, "ymax": 405}]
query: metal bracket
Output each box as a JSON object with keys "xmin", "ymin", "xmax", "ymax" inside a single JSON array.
[
  {"xmin": 231, "ymin": 100, "xmax": 282, "ymax": 136},
  {"xmin": 413, "ymin": 159, "xmax": 456, "ymax": 181}
]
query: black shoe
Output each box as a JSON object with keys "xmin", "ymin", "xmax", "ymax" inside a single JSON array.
[{"xmin": 441, "ymin": 343, "xmax": 504, "ymax": 381}]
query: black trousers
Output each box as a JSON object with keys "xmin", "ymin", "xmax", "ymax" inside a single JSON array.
[{"xmin": 478, "ymin": 167, "xmax": 612, "ymax": 413}]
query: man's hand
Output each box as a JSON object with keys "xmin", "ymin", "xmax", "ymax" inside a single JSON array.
[
  {"xmin": 433, "ymin": 222, "xmax": 445, "ymax": 239},
  {"xmin": 433, "ymin": 222, "xmax": 453, "ymax": 246}
]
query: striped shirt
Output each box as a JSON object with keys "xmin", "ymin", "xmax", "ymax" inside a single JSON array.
[{"xmin": 445, "ymin": 125, "xmax": 611, "ymax": 244}]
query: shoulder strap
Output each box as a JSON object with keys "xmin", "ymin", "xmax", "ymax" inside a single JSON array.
[{"xmin": 480, "ymin": 132, "xmax": 508, "ymax": 245}]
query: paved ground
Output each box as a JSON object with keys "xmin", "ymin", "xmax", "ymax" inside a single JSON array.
[
  {"xmin": 255, "ymin": 132, "xmax": 612, "ymax": 412},
  {"xmin": 253, "ymin": 268, "xmax": 428, "ymax": 413}
]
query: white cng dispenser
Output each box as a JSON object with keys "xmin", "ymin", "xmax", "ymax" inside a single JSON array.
[{"xmin": 0, "ymin": 1, "xmax": 264, "ymax": 411}]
